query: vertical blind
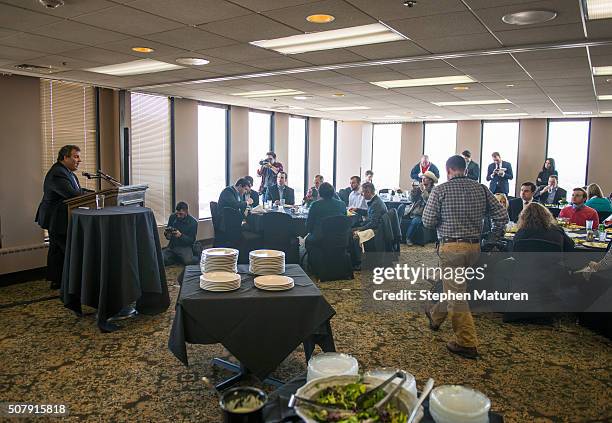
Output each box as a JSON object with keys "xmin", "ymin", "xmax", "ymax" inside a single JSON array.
[
  {"xmin": 130, "ymin": 92, "xmax": 172, "ymax": 224},
  {"xmin": 40, "ymin": 79, "xmax": 97, "ymax": 190}
]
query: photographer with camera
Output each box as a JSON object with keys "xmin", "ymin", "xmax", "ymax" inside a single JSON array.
[
  {"xmin": 256, "ymin": 151, "xmax": 283, "ymax": 200},
  {"xmin": 162, "ymin": 202, "xmax": 198, "ymax": 266}
]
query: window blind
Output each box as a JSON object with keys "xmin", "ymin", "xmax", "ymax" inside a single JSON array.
[
  {"xmin": 130, "ymin": 92, "xmax": 172, "ymax": 225},
  {"xmin": 40, "ymin": 79, "xmax": 97, "ymax": 190}
]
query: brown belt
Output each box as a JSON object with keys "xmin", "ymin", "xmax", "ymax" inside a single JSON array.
[{"xmin": 439, "ymin": 237, "xmax": 480, "ymax": 244}]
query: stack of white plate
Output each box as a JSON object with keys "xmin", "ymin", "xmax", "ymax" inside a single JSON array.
[
  {"xmin": 306, "ymin": 353, "xmax": 359, "ymax": 382},
  {"xmin": 200, "ymin": 272, "xmax": 241, "ymax": 292},
  {"xmin": 254, "ymin": 275, "xmax": 294, "ymax": 291},
  {"xmin": 201, "ymin": 248, "xmax": 238, "ymax": 273},
  {"xmin": 249, "ymin": 250, "xmax": 285, "ymax": 275}
]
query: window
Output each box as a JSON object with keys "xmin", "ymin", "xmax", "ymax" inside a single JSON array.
[
  {"xmin": 248, "ymin": 111, "xmax": 272, "ymax": 180},
  {"xmin": 288, "ymin": 116, "xmax": 307, "ymax": 201},
  {"xmin": 423, "ymin": 122, "xmax": 457, "ymax": 184},
  {"xmin": 320, "ymin": 119, "xmax": 336, "ymax": 186},
  {"xmin": 40, "ymin": 79, "xmax": 97, "ymax": 190},
  {"xmin": 130, "ymin": 92, "xmax": 172, "ymax": 224},
  {"xmin": 547, "ymin": 120, "xmax": 590, "ymax": 197},
  {"xmin": 371, "ymin": 124, "xmax": 401, "ymax": 190},
  {"xmin": 481, "ymin": 121, "xmax": 520, "ymax": 196},
  {"xmin": 198, "ymin": 104, "xmax": 228, "ymax": 218}
]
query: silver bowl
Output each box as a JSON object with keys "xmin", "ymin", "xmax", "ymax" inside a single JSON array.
[{"xmin": 294, "ymin": 374, "xmax": 424, "ymax": 423}]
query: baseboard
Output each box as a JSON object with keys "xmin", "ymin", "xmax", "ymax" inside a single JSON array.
[{"xmin": 0, "ymin": 267, "xmax": 47, "ymax": 287}]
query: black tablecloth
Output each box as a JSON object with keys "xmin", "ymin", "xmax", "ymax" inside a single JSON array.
[
  {"xmin": 384, "ymin": 200, "xmax": 411, "ymax": 210},
  {"xmin": 247, "ymin": 210, "xmax": 309, "ymax": 237},
  {"xmin": 168, "ymin": 264, "xmax": 336, "ymax": 379},
  {"xmin": 544, "ymin": 205, "xmax": 562, "ymax": 218},
  {"xmin": 61, "ymin": 206, "xmax": 170, "ymax": 326},
  {"xmin": 262, "ymin": 375, "xmax": 505, "ymax": 423}
]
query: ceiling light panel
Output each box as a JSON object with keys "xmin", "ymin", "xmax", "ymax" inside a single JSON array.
[
  {"xmin": 250, "ymin": 23, "xmax": 404, "ymax": 55},
  {"xmin": 433, "ymin": 99, "xmax": 512, "ymax": 106},
  {"xmin": 585, "ymin": 0, "xmax": 612, "ymax": 20},
  {"xmin": 597, "ymin": 94, "xmax": 612, "ymax": 100},
  {"xmin": 593, "ymin": 66, "xmax": 612, "ymax": 76},
  {"xmin": 371, "ymin": 75, "xmax": 475, "ymax": 89},
  {"xmin": 471, "ymin": 113, "xmax": 529, "ymax": 118},
  {"xmin": 316, "ymin": 106, "xmax": 370, "ymax": 111},
  {"xmin": 232, "ymin": 89, "xmax": 305, "ymax": 98},
  {"xmin": 86, "ymin": 59, "xmax": 183, "ymax": 76}
]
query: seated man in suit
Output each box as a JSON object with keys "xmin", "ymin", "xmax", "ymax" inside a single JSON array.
[
  {"xmin": 218, "ymin": 178, "xmax": 253, "ymax": 234},
  {"xmin": 36, "ymin": 144, "xmax": 87, "ymax": 289},
  {"xmin": 508, "ymin": 182, "xmax": 536, "ymax": 222},
  {"xmin": 305, "ymin": 182, "xmax": 347, "ymax": 251},
  {"xmin": 163, "ymin": 202, "xmax": 198, "ymax": 266},
  {"xmin": 265, "ymin": 172, "xmax": 295, "ymax": 205},
  {"xmin": 353, "ymin": 182, "xmax": 388, "ymax": 232},
  {"xmin": 536, "ymin": 175, "xmax": 567, "ymax": 204},
  {"xmin": 243, "ymin": 175, "xmax": 259, "ymax": 208},
  {"xmin": 486, "ymin": 152, "xmax": 513, "ymax": 195},
  {"xmin": 559, "ymin": 187, "xmax": 599, "ymax": 227},
  {"xmin": 304, "ymin": 174, "xmax": 324, "ymax": 205}
]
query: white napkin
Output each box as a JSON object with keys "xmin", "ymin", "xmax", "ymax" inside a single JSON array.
[
  {"xmin": 356, "ymin": 229, "xmax": 375, "ymax": 252},
  {"xmin": 251, "ymin": 204, "xmax": 265, "ymax": 214}
]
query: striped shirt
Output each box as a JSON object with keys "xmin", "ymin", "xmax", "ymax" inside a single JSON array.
[{"xmin": 422, "ymin": 176, "xmax": 509, "ymax": 239}]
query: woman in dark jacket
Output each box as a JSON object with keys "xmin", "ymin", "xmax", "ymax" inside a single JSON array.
[
  {"xmin": 512, "ymin": 202, "xmax": 574, "ymax": 252},
  {"xmin": 536, "ymin": 158, "xmax": 558, "ymax": 187}
]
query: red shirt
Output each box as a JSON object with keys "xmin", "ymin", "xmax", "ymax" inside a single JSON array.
[
  {"xmin": 558, "ymin": 205, "xmax": 600, "ymax": 227},
  {"xmin": 420, "ymin": 163, "xmax": 430, "ymax": 175}
]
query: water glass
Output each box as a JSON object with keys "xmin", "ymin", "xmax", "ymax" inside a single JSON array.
[
  {"xmin": 266, "ymin": 200, "xmax": 272, "ymax": 209},
  {"xmin": 280, "ymin": 199, "xmax": 286, "ymax": 207},
  {"xmin": 586, "ymin": 220, "xmax": 593, "ymax": 230},
  {"xmin": 95, "ymin": 194, "xmax": 105, "ymax": 210}
]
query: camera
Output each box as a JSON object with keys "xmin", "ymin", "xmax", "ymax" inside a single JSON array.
[
  {"xmin": 164, "ymin": 226, "xmax": 178, "ymax": 237},
  {"xmin": 259, "ymin": 158, "xmax": 272, "ymax": 166}
]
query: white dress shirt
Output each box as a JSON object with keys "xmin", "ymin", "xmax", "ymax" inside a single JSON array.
[{"xmin": 348, "ymin": 190, "xmax": 368, "ymax": 210}]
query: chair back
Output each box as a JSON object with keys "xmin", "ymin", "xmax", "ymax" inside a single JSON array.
[
  {"xmin": 599, "ymin": 211, "xmax": 611, "ymax": 224},
  {"xmin": 396, "ymin": 203, "xmax": 406, "ymax": 220},
  {"xmin": 261, "ymin": 212, "xmax": 299, "ymax": 263},
  {"xmin": 387, "ymin": 208, "xmax": 402, "ymax": 251},
  {"xmin": 210, "ymin": 201, "xmax": 220, "ymax": 230},
  {"xmin": 308, "ymin": 215, "xmax": 353, "ymax": 281},
  {"xmin": 222, "ymin": 207, "xmax": 244, "ymax": 243},
  {"xmin": 513, "ymin": 238, "xmax": 562, "ymax": 253},
  {"xmin": 320, "ymin": 215, "xmax": 351, "ymax": 248}
]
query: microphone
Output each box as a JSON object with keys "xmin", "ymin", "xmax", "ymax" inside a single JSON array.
[
  {"xmin": 82, "ymin": 171, "xmax": 98, "ymax": 179},
  {"xmin": 97, "ymin": 170, "xmax": 122, "ymax": 187}
]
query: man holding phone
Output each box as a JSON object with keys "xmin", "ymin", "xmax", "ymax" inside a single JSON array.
[{"xmin": 163, "ymin": 202, "xmax": 198, "ymax": 266}]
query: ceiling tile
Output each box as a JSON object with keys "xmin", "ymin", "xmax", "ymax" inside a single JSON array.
[
  {"xmin": 198, "ymin": 43, "xmax": 281, "ymax": 61},
  {"xmin": 73, "ymin": 5, "xmax": 184, "ymax": 36},
  {"xmin": 347, "ymin": 40, "xmax": 428, "ymax": 60},
  {"xmin": 262, "ymin": 0, "xmax": 375, "ymax": 32},
  {"xmin": 495, "ymin": 23, "xmax": 584, "ymax": 46},
  {"xmin": 60, "ymin": 46, "xmax": 142, "ymax": 65},
  {"xmin": 388, "ymin": 11, "xmax": 487, "ymax": 40},
  {"xmin": 292, "ymin": 49, "xmax": 368, "ymax": 65},
  {"xmin": 19, "ymin": 54, "xmax": 103, "ymax": 70},
  {"xmin": 346, "ymin": 0, "xmax": 466, "ymax": 20},
  {"xmin": 0, "ymin": 3, "xmax": 61, "ymax": 30},
  {"xmin": 413, "ymin": 33, "xmax": 500, "ymax": 53},
  {"xmin": 0, "ymin": 44, "xmax": 44, "ymax": 61},
  {"xmin": 0, "ymin": 27, "xmax": 18, "ymax": 39},
  {"xmin": 247, "ymin": 56, "xmax": 310, "ymax": 70},
  {"xmin": 586, "ymin": 20, "xmax": 612, "ymax": 39},
  {"xmin": 127, "ymin": 0, "xmax": 251, "ymax": 25},
  {"xmin": 0, "ymin": 32, "xmax": 87, "ymax": 54},
  {"xmin": 0, "ymin": 0, "xmax": 116, "ymax": 18},
  {"xmin": 198, "ymin": 13, "xmax": 299, "ymax": 43},
  {"xmin": 143, "ymin": 28, "xmax": 237, "ymax": 51},
  {"xmin": 227, "ymin": 0, "xmax": 315, "ymax": 13},
  {"xmin": 95, "ymin": 37, "xmax": 190, "ymax": 59},
  {"xmin": 29, "ymin": 20, "xmax": 131, "ymax": 46}
]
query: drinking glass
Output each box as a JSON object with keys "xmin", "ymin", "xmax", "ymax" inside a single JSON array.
[
  {"xmin": 280, "ymin": 199, "xmax": 286, "ymax": 207},
  {"xmin": 586, "ymin": 220, "xmax": 593, "ymax": 230},
  {"xmin": 266, "ymin": 200, "xmax": 272, "ymax": 209},
  {"xmin": 95, "ymin": 194, "xmax": 105, "ymax": 210}
]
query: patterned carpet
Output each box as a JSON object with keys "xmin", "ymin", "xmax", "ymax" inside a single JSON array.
[{"xmin": 0, "ymin": 244, "xmax": 610, "ymax": 422}]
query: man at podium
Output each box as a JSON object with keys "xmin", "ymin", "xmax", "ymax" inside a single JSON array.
[{"xmin": 35, "ymin": 145, "xmax": 86, "ymax": 289}]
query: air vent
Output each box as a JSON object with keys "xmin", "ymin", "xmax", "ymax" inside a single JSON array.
[{"xmin": 14, "ymin": 64, "xmax": 60, "ymax": 74}]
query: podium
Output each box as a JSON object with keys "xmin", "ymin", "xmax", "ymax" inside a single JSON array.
[{"xmin": 64, "ymin": 184, "xmax": 148, "ymax": 214}]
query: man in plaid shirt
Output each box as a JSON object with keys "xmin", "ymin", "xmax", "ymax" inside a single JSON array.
[{"xmin": 422, "ymin": 155, "xmax": 508, "ymax": 359}]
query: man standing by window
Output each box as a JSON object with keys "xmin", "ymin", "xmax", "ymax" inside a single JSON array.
[
  {"xmin": 486, "ymin": 152, "xmax": 513, "ymax": 195},
  {"xmin": 163, "ymin": 202, "xmax": 198, "ymax": 266},
  {"xmin": 256, "ymin": 151, "xmax": 283, "ymax": 200},
  {"xmin": 36, "ymin": 145, "xmax": 86, "ymax": 290},
  {"xmin": 462, "ymin": 150, "xmax": 480, "ymax": 181},
  {"xmin": 410, "ymin": 155, "xmax": 440, "ymax": 182}
]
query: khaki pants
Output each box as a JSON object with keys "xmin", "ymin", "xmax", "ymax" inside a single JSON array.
[{"xmin": 430, "ymin": 242, "xmax": 480, "ymax": 348}]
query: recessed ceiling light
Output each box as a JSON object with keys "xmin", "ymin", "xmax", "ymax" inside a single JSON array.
[
  {"xmin": 453, "ymin": 86, "xmax": 470, "ymax": 91},
  {"xmin": 306, "ymin": 14, "xmax": 335, "ymax": 23},
  {"xmin": 332, "ymin": 93, "xmax": 345, "ymax": 97},
  {"xmin": 501, "ymin": 10, "xmax": 557, "ymax": 25},
  {"xmin": 175, "ymin": 57, "xmax": 209, "ymax": 66},
  {"xmin": 601, "ymin": 110, "xmax": 612, "ymax": 113},
  {"xmin": 232, "ymin": 89, "xmax": 304, "ymax": 98},
  {"xmin": 432, "ymin": 99, "xmax": 512, "ymax": 106},
  {"xmin": 250, "ymin": 23, "xmax": 404, "ymax": 54},
  {"xmin": 471, "ymin": 113, "xmax": 528, "ymax": 118},
  {"xmin": 606, "ymin": 78, "xmax": 612, "ymax": 83},
  {"xmin": 132, "ymin": 47, "xmax": 155, "ymax": 53},
  {"xmin": 597, "ymin": 94, "xmax": 612, "ymax": 100},
  {"xmin": 86, "ymin": 59, "xmax": 183, "ymax": 76},
  {"xmin": 371, "ymin": 75, "xmax": 475, "ymax": 89},
  {"xmin": 316, "ymin": 106, "xmax": 370, "ymax": 111},
  {"xmin": 593, "ymin": 65, "xmax": 612, "ymax": 76},
  {"xmin": 293, "ymin": 95, "xmax": 312, "ymax": 100},
  {"xmin": 584, "ymin": 0, "xmax": 612, "ymax": 20}
]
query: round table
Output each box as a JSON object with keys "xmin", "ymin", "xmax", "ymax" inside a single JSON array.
[{"xmin": 61, "ymin": 206, "xmax": 170, "ymax": 332}]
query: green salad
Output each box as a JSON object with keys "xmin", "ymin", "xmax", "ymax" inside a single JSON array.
[{"xmin": 308, "ymin": 382, "xmax": 407, "ymax": 423}]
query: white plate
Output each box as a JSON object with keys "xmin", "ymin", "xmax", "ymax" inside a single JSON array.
[
  {"xmin": 249, "ymin": 250, "xmax": 285, "ymax": 258},
  {"xmin": 254, "ymin": 275, "xmax": 293, "ymax": 288},
  {"xmin": 201, "ymin": 272, "xmax": 240, "ymax": 283},
  {"xmin": 203, "ymin": 248, "xmax": 238, "ymax": 256}
]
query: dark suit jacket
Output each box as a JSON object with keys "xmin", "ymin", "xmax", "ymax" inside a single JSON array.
[
  {"xmin": 265, "ymin": 184, "xmax": 295, "ymax": 205},
  {"xmin": 35, "ymin": 162, "xmax": 84, "ymax": 235},
  {"xmin": 466, "ymin": 161, "xmax": 480, "ymax": 181},
  {"xmin": 486, "ymin": 160, "xmax": 513, "ymax": 194},
  {"xmin": 338, "ymin": 187, "xmax": 351, "ymax": 205},
  {"xmin": 355, "ymin": 195, "xmax": 388, "ymax": 231},
  {"xmin": 410, "ymin": 163, "xmax": 440, "ymax": 181},
  {"xmin": 508, "ymin": 198, "xmax": 528, "ymax": 222},
  {"xmin": 306, "ymin": 198, "xmax": 347, "ymax": 243},
  {"xmin": 536, "ymin": 186, "xmax": 567, "ymax": 205},
  {"xmin": 218, "ymin": 186, "xmax": 248, "ymax": 213},
  {"xmin": 243, "ymin": 190, "xmax": 259, "ymax": 208}
]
